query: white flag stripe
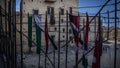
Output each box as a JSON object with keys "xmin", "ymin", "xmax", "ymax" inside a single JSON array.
[
  {"xmin": 34, "ymin": 15, "xmax": 42, "ymax": 28},
  {"xmin": 70, "ymin": 22, "xmax": 78, "ymax": 32}
]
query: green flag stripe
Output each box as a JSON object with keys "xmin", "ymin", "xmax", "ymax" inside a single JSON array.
[
  {"xmin": 36, "ymin": 24, "xmax": 41, "ymax": 54},
  {"xmin": 28, "ymin": 16, "xmax": 32, "ymax": 47},
  {"xmin": 82, "ymin": 55, "xmax": 88, "ymax": 68}
]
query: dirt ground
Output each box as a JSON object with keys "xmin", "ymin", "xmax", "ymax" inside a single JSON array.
[{"xmin": 17, "ymin": 42, "xmax": 120, "ymax": 68}]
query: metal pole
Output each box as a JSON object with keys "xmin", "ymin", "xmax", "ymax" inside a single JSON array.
[
  {"xmin": 98, "ymin": 13, "xmax": 101, "ymax": 68},
  {"xmin": 4, "ymin": 2, "xmax": 7, "ymax": 67},
  {"xmin": 65, "ymin": 10, "xmax": 68, "ymax": 68},
  {"xmin": 20, "ymin": 0, "xmax": 23, "ymax": 68},
  {"xmin": 13, "ymin": 0, "xmax": 17, "ymax": 68},
  {"xmin": 114, "ymin": 0, "xmax": 117, "ymax": 68},
  {"xmin": 58, "ymin": 11, "xmax": 60, "ymax": 68},
  {"xmin": 8, "ymin": 1, "xmax": 12, "ymax": 67},
  {"xmin": 45, "ymin": 12, "xmax": 47, "ymax": 68},
  {"xmin": 0, "ymin": 6, "xmax": 6, "ymax": 68},
  {"xmin": 107, "ymin": 11, "xmax": 110, "ymax": 40},
  {"xmin": 12, "ymin": 0, "xmax": 17, "ymax": 67}
]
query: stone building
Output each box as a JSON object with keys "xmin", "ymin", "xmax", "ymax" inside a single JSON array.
[
  {"xmin": 103, "ymin": 26, "xmax": 120, "ymax": 41},
  {"xmin": 16, "ymin": 0, "xmax": 99, "ymax": 52}
]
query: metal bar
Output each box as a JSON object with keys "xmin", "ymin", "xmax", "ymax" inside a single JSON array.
[
  {"xmin": 4, "ymin": 0, "xmax": 8, "ymax": 67},
  {"xmin": 65, "ymin": 10, "xmax": 68, "ymax": 68},
  {"xmin": 98, "ymin": 13, "xmax": 101, "ymax": 68},
  {"xmin": 14, "ymin": 0, "xmax": 17, "ymax": 67},
  {"xmin": 114, "ymin": 0, "xmax": 117, "ymax": 68},
  {"xmin": 20, "ymin": 0, "xmax": 23, "ymax": 68},
  {"xmin": 45, "ymin": 12, "xmax": 47, "ymax": 68},
  {"xmin": 53, "ymin": 48, "xmax": 55, "ymax": 68},
  {"xmin": 12, "ymin": 0, "xmax": 17, "ymax": 67},
  {"xmin": 8, "ymin": 1, "xmax": 12, "ymax": 68},
  {"xmin": 58, "ymin": 11, "xmax": 61, "ymax": 68},
  {"xmin": 107, "ymin": 11, "xmax": 110, "ymax": 40}
]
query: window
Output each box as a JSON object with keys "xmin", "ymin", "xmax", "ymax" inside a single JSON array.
[
  {"xmin": 61, "ymin": 0, "xmax": 63, "ymax": 2},
  {"xmin": 49, "ymin": 7, "xmax": 55, "ymax": 25},
  {"xmin": 51, "ymin": 35, "xmax": 55, "ymax": 41},
  {"xmin": 63, "ymin": 35, "xmax": 65, "ymax": 38},
  {"xmin": 60, "ymin": 8, "xmax": 64, "ymax": 15},
  {"xmin": 47, "ymin": 7, "xmax": 54, "ymax": 14},
  {"xmin": 47, "ymin": 7, "xmax": 50, "ymax": 14},
  {"xmin": 33, "ymin": 10, "xmax": 38, "ymax": 15},
  {"xmin": 63, "ymin": 28, "xmax": 65, "ymax": 32},
  {"xmin": 69, "ymin": 36, "xmax": 72, "ymax": 40},
  {"xmin": 51, "ymin": 7, "xmax": 54, "ymax": 14},
  {"xmin": 61, "ymin": 19, "xmax": 63, "ymax": 23},
  {"xmin": 24, "ymin": 2, "xmax": 25, "ymax": 4},
  {"xmin": 69, "ymin": 29, "xmax": 72, "ymax": 34},
  {"xmin": 31, "ymin": 0, "xmax": 33, "ymax": 2},
  {"xmin": 70, "ymin": 7, "xmax": 72, "ymax": 14},
  {"xmin": 54, "ymin": 27, "xmax": 57, "ymax": 31}
]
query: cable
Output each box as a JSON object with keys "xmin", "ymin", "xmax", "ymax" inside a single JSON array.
[{"xmin": 72, "ymin": 1, "xmax": 120, "ymax": 9}]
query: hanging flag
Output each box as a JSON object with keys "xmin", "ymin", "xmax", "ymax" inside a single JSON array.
[
  {"xmin": 82, "ymin": 13, "xmax": 89, "ymax": 68},
  {"xmin": 34, "ymin": 15, "xmax": 57, "ymax": 50},
  {"xmin": 92, "ymin": 33, "xmax": 100, "ymax": 68},
  {"xmin": 82, "ymin": 54, "xmax": 88, "ymax": 68},
  {"xmin": 34, "ymin": 15, "xmax": 42, "ymax": 54},
  {"xmin": 69, "ymin": 14, "xmax": 79, "ymax": 47},
  {"xmin": 84, "ymin": 13, "xmax": 89, "ymax": 50},
  {"xmin": 45, "ymin": 13, "xmax": 49, "ymax": 51},
  {"xmin": 28, "ymin": 15, "xmax": 32, "ymax": 48},
  {"xmin": 34, "ymin": 15, "xmax": 42, "ymax": 28}
]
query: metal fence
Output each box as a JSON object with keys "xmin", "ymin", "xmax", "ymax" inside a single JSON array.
[{"xmin": 0, "ymin": 0, "xmax": 120, "ymax": 68}]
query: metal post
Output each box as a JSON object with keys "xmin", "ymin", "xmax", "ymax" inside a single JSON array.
[
  {"xmin": 8, "ymin": 1, "xmax": 12, "ymax": 68},
  {"xmin": 45, "ymin": 12, "xmax": 47, "ymax": 68},
  {"xmin": 107, "ymin": 11, "xmax": 110, "ymax": 40},
  {"xmin": 114, "ymin": 0, "xmax": 117, "ymax": 68},
  {"xmin": 20, "ymin": 0, "xmax": 23, "ymax": 68},
  {"xmin": 58, "ymin": 11, "xmax": 61, "ymax": 68},
  {"xmin": 12, "ymin": 0, "xmax": 17, "ymax": 67},
  {"xmin": 98, "ymin": 13, "xmax": 101, "ymax": 68},
  {"xmin": 65, "ymin": 10, "xmax": 68, "ymax": 68}
]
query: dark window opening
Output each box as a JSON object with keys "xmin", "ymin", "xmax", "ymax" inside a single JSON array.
[
  {"xmin": 31, "ymin": 0, "xmax": 33, "ymax": 2},
  {"xmin": 63, "ymin": 28, "xmax": 65, "ymax": 32},
  {"xmin": 69, "ymin": 36, "xmax": 72, "ymax": 40},
  {"xmin": 51, "ymin": 35, "xmax": 55, "ymax": 41},
  {"xmin": 47, "ymin": 7, "xmax": 50, "ymax": 14},
  {"xmin": 60, "ymin": 8, "xmax": 64, "ymax": 15},
  {"xmin": 47, "ymin": 7, "xmax": 54, "ymax": 15},
  {"xmin": 33, "ymin": 10, "xmax": 38, "ymax": 15},
  {"xmin": 49, "ymin": 7, "xmax": 55, "ymax": 25},
  {"xmin": 69, "ymin": 29, "xmax": 72, "ymax": 34},
  {"xmin": 71, "ymin": 41, "xmax": 73, "ymax": 43},
  {"xmin": 54, "ymin": 27, "xmax": 57, "ymax": 31},
  {"xmin": 61, "ymin": 19, "xmax": 63, "ymax": 23},
  {"xmin": 63, "ymin": 35, "xmax": 65, "ymax": 38}
]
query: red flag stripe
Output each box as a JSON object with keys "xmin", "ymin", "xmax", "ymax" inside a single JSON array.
[
  {"xmin": 84, "ymin": 13, "xmax": 89, "ymax": 50},
  {"xmin": 45, "ymin": 14, "xmax": 49, "ymax": 50},
  {"xmin": 92, "ymin": 31, "xmax": 100, "ymax": 68},
  {"xmin": 73, "ymin": 16, "xmax": 79, "ymax": 47}
]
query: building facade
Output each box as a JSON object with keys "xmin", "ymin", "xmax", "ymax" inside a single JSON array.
[{"xmin": 16, "ymin": 0, "xmax": 99, "ymax": 52}]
